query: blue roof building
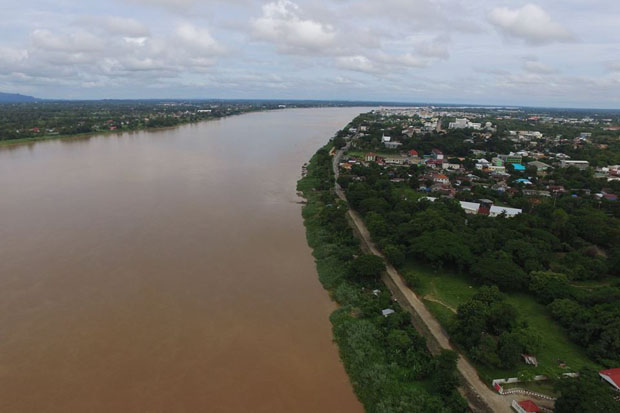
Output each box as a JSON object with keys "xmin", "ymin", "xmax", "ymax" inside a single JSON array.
[{"xmin": 512, "ymin": 163, "xmax": 526, "ymax": 171}]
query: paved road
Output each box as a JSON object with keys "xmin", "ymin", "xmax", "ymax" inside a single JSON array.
[{"xmin": 333, "ymin": 148, "xmax": 512, "ymax": 413}]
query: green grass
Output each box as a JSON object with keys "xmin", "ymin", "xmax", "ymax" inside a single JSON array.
[{"xmin": 402, "ymin": 261, "xmax": 599, "ymax": 381}]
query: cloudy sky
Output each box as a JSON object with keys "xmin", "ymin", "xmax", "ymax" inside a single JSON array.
[{"xmin": 1, "ymin": 0, "xmax": 619, "ymax": 107}]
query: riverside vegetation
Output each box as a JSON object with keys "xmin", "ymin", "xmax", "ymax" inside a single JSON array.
[
  {"xmin": 297, "ymin": 143, "xmax": 468, "ymax": 413},
  {"xmin": 335, "ymin": 112, "xmax": 620, "ymax": 411}
]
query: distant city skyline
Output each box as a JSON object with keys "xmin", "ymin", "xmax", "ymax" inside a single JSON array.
[{"xmin": 1, "ymin": 0, "xmax": 619, "ymax": 108}]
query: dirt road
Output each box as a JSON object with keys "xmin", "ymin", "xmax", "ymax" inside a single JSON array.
[{"xmin": 333, "ymin": 148, "xmax": 512, "ymax": 413}]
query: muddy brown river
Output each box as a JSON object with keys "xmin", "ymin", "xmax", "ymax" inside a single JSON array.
[{"xmin": 0, "ymin": 108, "xmax": 365, "ymax": 412}]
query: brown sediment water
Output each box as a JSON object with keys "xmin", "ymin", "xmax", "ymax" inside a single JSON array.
[{"xmin": 0, "ymin": 108, "xmax": 365, "ymax": 413}]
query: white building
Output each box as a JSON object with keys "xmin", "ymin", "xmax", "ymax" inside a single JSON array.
[
  {"xmin": 560, "ymin": 160, "xmax": 589, "ymax": 170},
  {"xmin": 489, "ymin": 206, "xmax": 522, "ymax": 218},
  {"xmin": 459, "ymin": 201, "xmax": 480, "ymax": 214}
]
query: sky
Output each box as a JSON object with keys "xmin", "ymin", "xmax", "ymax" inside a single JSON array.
[{"xmin": 0, "ymin": 0, "xmax": 619, "ymax": 108}]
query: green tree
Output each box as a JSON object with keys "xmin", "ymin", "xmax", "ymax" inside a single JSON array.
[
  {"xmin": 349, "ymin": 254, "xmax": 385, "ymax": 279},
  {"xmin": 554, "ymin": 368, "xmax": 620, "ymax": 413}
]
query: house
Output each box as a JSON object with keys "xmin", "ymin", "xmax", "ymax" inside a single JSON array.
[
  {"xmin": 560, "ymin": 160, "xmax": 589, "ymax": 170},
  {"xmin": 431, "ymin": 173, "xmax": 449, "ymax": 184},
  {"xmin": 366, "ymin": 152, "xmax": 376, "ymax": 162},
  {"xmin": 408, "ymin": 149, "xmax": 419, "ymax": 157},
  {"xmin": 521, "ymin": 354, "xmax": 538, "ymax": 367},
  {"xmin": 449, "ymin": 118, "xmax": 469, "ymax": 129},
  {"xmin": 384, "ymin": 155, "xmax": 407, "ymax": 165},
  {"xmin": 515, "ymin": 178, "xmax": 532, "ymax": 185},
  {"xmin": 489, "ymin": 205, "xmax": 522, "ymax": 217},
  {"xmin": 511, "ymin": 400, "xmax": 540, "ymax": 413},
  {"xmin": 528, "ymin": 161, "xmax": 552, "ymax": 175},
  {"xmin": 382, "ymin": 134, "xmax": 391, "ymax": 143},
  {"xmin": 475, "ymin": 158, "xmax": 491, "ymax": 169},
  {"xmin": 384, "ymin": 141, "xmax": 403, "ymax": 149},
  {"xmin": 432, "ymin": 148, "xmax": 444, "ymax": 160},
  {"xmin": 512, "ymin": 163, "xmax": 526, "ymax": 171},
  {"xmin": 599, "ymin": 368, "xmax": 620, "ymax": 391},
  {"xmin": 382, "ymin": 309, "xmax": 395, "ymax": 317},
  {"xmin": 459, "ymin": 201, "xmax": 480, "ymax": 214},
  {"xmin": 426, "ymin": 159, "xmax": 444, "ymax": 169},
  {"xmin": 500, "ymin": 154, "xmax": 523, "ymax": 164}
]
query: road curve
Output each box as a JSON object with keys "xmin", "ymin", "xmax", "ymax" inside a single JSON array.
[{"xmin": 333, "ymin": 147, "xmax": 511, "ymax": 413}]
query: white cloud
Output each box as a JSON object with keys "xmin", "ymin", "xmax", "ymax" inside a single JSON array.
[
  {"xmin": 99, "ymin": 16, "xmax": 150, "ymax": 38},
  {"xmin": 336, "ymin": 55, "xmax": 378, "ymax": 73},
  {"xmin": 252, "ymin": 0, "xmax": 336, "ymax": 54},
  {"xmin": 175, "ymin": 24, "xmax": 225, "ymax": 55},
  {"xmin": 488, "ymin": 4, "xmax": 574, "ymax": 45},
  {"xmin": 31, "ymin": 29, "xmax": 105, "ymax": 53},
  {"xmin": 523, "ymin": 60, "xmax": 557, "ymax": 74}
]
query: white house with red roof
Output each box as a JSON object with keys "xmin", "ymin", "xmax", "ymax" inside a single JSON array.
[
  {"xmin": 431, "ymin": 148, "xmax": 444, "ymax": 160},
  {"xmin": 599, "ymin": 368, "xmax": 620, "ymax": 391},
  {"xmin": 511, "ymin": 399, "xmax": 540, "ymax": 413}
]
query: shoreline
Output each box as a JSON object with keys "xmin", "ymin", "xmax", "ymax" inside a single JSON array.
[{"xmin": 0, "ymin": 109, "xmax": 275, "ymax": 149}]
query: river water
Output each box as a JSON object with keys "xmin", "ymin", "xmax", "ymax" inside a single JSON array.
[{"xmin": 0, "ymin": 108, "xmax": 365, "ymax": 412}]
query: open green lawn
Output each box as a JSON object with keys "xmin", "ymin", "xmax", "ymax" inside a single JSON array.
[{"xmin": 403, "ymin": 261, "xmax": 599, "ymax": 381}]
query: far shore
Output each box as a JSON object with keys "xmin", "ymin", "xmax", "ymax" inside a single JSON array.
[{"xmin": 0, "ymin": 109, "xmax": 270, "ymax": 149}]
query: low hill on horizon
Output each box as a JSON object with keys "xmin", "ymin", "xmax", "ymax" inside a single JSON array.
[{"xmin": 0, "ymin": 92, "xmax": 39, "ymax": 103}]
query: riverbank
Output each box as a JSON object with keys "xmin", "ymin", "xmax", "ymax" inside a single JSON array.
[
  {"xmin": 297, "ymin": 142, "xmax": 468, "ymax": 412},
  {"xmin": 0, "ymin": 111, "xmax": 261, "ymax": 148}
]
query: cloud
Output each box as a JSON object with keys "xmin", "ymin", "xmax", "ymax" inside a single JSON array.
[
  {"xmin": 99, "ymin": 16, "xmax": 150, "ymax": 38},
  {"xmin": 335, "ymin": 55, "xmax": 378, "ymax": 73},
  {"xmin": 608, "ymin": 62, "xmax": 620, "ymax": 72},
  {"xmin": 31, "ymin": 29, "xmax": 105, "ymax": 53},
  {"xmin": 523, "ymin": 60, "xmax": 557, "ymax": 74},
  {"xmin": 252, "ymin": 0, "xmax": 336, "ymax": 54},
  {"xmin": 175, "ymin": 24, "xmax": 226, "ymax": 55},
  {"xmin": 488, "ymin": 4, "xmax": 574, "ymax": 45}
]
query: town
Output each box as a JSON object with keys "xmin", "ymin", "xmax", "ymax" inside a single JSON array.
[
  {"xmin": 318, "ymin": 107, "xmax": 620, "ymax": 412},
  {"xmin": 337, "ymin": 107, "xmax": 619, "ymax": 215}
]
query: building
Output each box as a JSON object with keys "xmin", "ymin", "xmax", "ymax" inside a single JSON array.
[
  {"xmin": 384, "ymin": 155, "xmax": 407, "ymax": 165},
  {"xmin": 449, "ymin": 118, "xmax": 468, "ymax": 129},
  {"xmin": 432, "ymin": 148, "xmax": 444, "ymax": 160},
  {"xmin": 366, "ymin": 152, "xmax": 376, "ymax": 162},
  {"xmin": 500, "ymin": 154, "xmax": 523, "ymax": 164},
  {"xmin": 431, "ymin": 173, "xmax": 449, "ymax": 184},
  {"xmin": 528, "ymin": 161, "xmax": 552, "ymax": 174},
  {"xmin": 512, "ymin": 163, "xmax": 526, "ymax": 171},
  {"xmin": 599, "ymin": 368, "xmax": 620, "ymax": 391},
  {"xmin": 459, "ymin": 201, "xmax": 480, "ymax": 214},
  {"xmin": 560, "ymin": 160, "xmax": 590, "ymax": 170},
  {"xmin": 382, "ymin": 309, "xmax": 395, "ymax": 317},
  {"xmin": 384, "ymin": 141, "xmax": 403, "ymax": 149},
  {"xmin": 511, "ymin": 400, "xmax": 540, "ymax": 413},
  {"xmin": 408, "ymin": 149, "xmax": 419, "ymax": 157},
  {"xmin": 489, "ymin": 205, "xmax": 522, "ymax": 217}
]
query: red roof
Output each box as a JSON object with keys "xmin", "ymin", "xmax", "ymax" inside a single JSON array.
[
  {"xmin": 518, "ymin": 400, "xmax": 540, "ymax": 412},
  {"xmin": 600, "ymin": 368, "xmax": 620, "ymax": 389},
  {"xmin": 432, "ymin": 148, "xmax": 443, "ymax": 154},
  {"xmin": 408, "ymin": 149, "xmax": 418, "ymax": 156}
]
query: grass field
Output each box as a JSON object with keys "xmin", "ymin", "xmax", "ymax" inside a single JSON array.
[{"xmin": 403, "ymin": 261, "xmax": 599, "ymax": 381}]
